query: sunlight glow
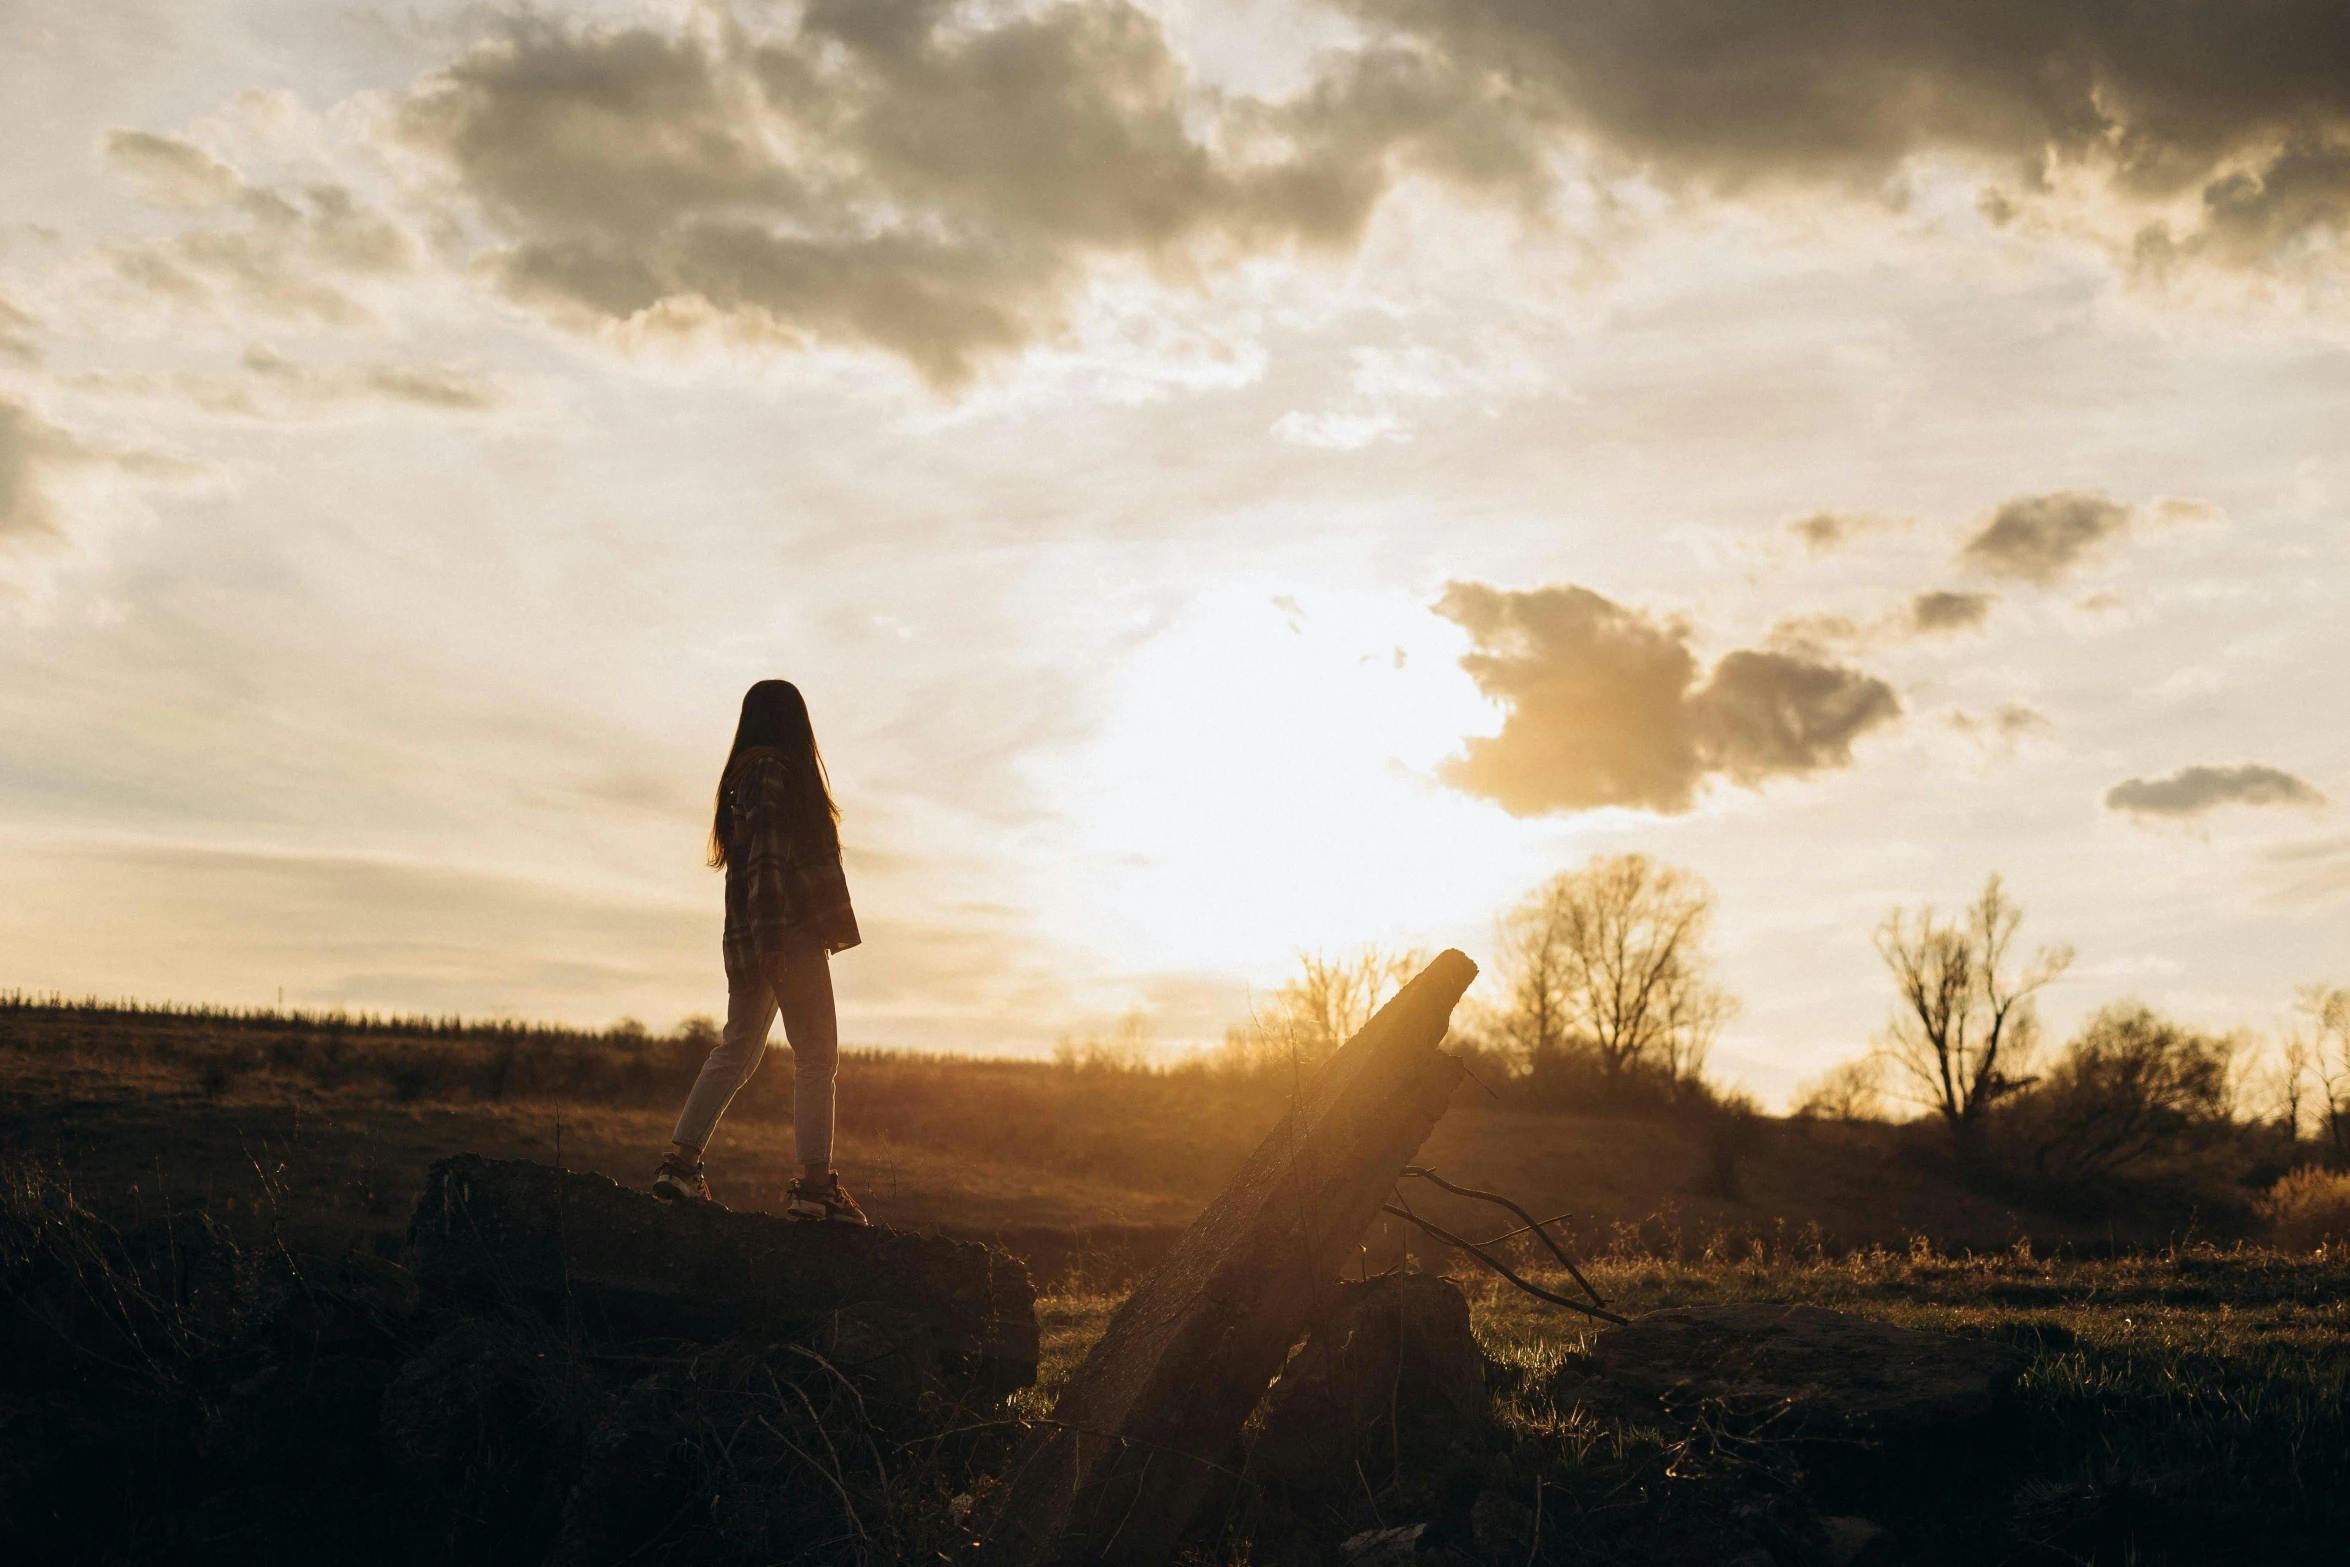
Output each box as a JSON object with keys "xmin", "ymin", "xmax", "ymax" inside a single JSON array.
[{"xmin": 1033, "ymin": 577, "xmax": 1549, "ymax": 991}]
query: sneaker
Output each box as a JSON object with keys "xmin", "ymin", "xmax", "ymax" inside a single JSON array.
[
  {"xmin": 786, "ymin": 1173, "xmax": 870, "ymax": 1226},
  {"xmin": 653, "ymin": 1156, "xmax": 717, "ymax": 1206}
]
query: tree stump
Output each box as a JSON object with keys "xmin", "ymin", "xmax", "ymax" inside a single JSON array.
[
  {"xmin": 1252, "ymin": 1273, "xmax": 1494, "ymax": 1490},
  {"xmin": 981, "ymin": 949, "xmax": 1477, "ymax": 1567}
]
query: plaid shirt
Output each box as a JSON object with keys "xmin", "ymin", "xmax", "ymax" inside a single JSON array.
[{"xmin": 720, "ymin": 750, "xmax": 861, "ymax": 979}]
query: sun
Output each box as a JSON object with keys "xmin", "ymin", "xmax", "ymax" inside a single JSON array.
[{"xmin": 1031, "ymin": 577, "xmax": 1541, "ymax": 987}]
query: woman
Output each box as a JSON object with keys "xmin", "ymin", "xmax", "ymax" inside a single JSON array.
[{"xmin": 655, "ymin": 680, "xmax": 867, "ymax": 1224}]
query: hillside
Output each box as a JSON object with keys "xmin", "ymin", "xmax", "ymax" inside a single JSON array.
[{"xmin": 0, "ymin": 998, "xmax": 2233, "ymax": 1279}]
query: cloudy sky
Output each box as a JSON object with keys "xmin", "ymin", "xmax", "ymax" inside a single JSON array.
[{"xmin": 4, "ymin": 0, "xmax": 2345, "ymax": 1102}]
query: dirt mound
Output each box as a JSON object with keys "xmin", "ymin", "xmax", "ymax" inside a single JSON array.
[
  {"xmin": 1571, "ymin": 1302, "xmax": 2027, "ymax": 1438},
  {"xmin": 410, "ymin": 1153, "xmax": 1037, "ymax": 1389}
]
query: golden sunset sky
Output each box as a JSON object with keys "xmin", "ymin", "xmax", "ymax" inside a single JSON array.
[{"xmin": 4, "ymin": 0, "xmax": 2345, "ymax": 1102}]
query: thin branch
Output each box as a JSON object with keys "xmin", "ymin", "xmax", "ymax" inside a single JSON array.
[
  {"xmin": 1399, "ymin": 1167, "xmax": 1610, "ymax": 1309},
  {"xmin": 1468, "ymin": 1210, "xmax": 1579, "ymax": 1249},
  {"xmin": 1379, "ymin": 1205, "xmax": 1627, "ymax": 1324}
]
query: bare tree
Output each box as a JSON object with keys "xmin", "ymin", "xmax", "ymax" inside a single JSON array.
[
  {"xmin": 1487, "ymin": 885, "xmax": 1578, "ymax": 1062},
  {"xmin": 2257, "ymin": 1032, "xmax": 2314, "ymax": 1141},
  {"xmin": 2296, "ymin": 983, "xmax": 2350, "ymax": 1159},
  {"xmin": 1218, "ymin": 945, "xmax": 1427, "ymax": 1074},
  {"xmin": 1655, "ymin": 968, "xmax": 1733, "ymax": 1089},
  {"xmin": 1492, "ymin": 853, "xmax": 1734, "ymax": 1098},
  {"xmin": 1054, "ymin": 1009, "xmax": 1155, "ymax": 1073},
  {"xmin": 1875, "ymin": 874, "xmax": 2072, "ymax": 1160},
  {"xmin": 1794, "ymin": 1055, "xmax": 1888, "ymax": 1122}
]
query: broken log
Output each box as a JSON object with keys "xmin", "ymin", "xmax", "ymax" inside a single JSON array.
[
  {"xmin": 980, "ymin": 948, "xmax": 1477, "ymax": 1567},
  {"xmin": 407, "ymin": 1154, "xmax": 1038, "ymax": 1390}
]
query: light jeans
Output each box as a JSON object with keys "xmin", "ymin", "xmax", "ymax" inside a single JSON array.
[{"xmin": 670, "ymin": 937, "xmax": 837, "ymax": 1166}]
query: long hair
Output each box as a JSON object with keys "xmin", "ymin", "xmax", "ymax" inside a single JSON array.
[{"xmin": 707, "ymin": 679, "xmax": 840, "ymax": 869}]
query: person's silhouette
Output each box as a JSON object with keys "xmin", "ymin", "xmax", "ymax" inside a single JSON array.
[{"xmin": 656, "ymin": 679, "xmax": 866, "ymax": 1223}]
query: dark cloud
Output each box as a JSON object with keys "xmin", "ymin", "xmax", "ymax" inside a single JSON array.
[
  {"xmin": 1335, "ymin": 0, "xmax": 2350, "ymax": 269},
  {"xmin": 240, "ymin": 344, "xmax": 501, "ymax": 411},
  {"xmin": 66, "ymin": 347, "xmax": 501, "ymax": 419},
  {"xmin": 2107, "ymin": 763, "xmax": 2327, "ymax": 819},
  {"xmin": 101, "ymin": 2, "xmax": 2350, "ymax": 390},
  {"xmin": 2139, "ymin": 137, "xmax": 2350, "ymax": 272},
  {"xmin": 393, "ymin": 4, "xmax": 1533, "ymax": 387},
  {"xmin": 1959, "ymin": 490, "xmax": 2133, "ymax": 583},
  {"xmin": 1766, "ymin": 611, "xmax": 1865, "ymax": 656},
  {"xmin": 1946, "ymin": 702, "xmax": 2050, "ymax": 742},
  {"xmin": 1767, "ymin": 589, "xmax": 1992, "ymax": 655},
  {"xmin": 0, "ymin": 397, "xmax": 82, "ymax": 549},
  {"xmin": 369, "ymin": 1, "xmax": 2350, "ymax": 384},
  {"xmin": 1435, "ymin": 581, "xmax": 1899, "ymax": 815},
  {"xmin": 1786, "ymin": 510, "xmax": 1901, "ymax": 553},
  {"xmin": 357, "ymin": 365, "xmax": 499, "ymax": 410},
  {"xmin": 1697, "ymin": 648, "xmax": 1904, "ymax": 785},
  {"xmin": 104, "ymin": 130, "xmax": 413, "ymax": 324},
  {"xmin": 1909, "ymin": 589, "xmax": 1994, "ymax": 634}
]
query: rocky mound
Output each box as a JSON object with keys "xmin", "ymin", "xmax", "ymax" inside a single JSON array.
[{"xmin": 411, "ymin": 1153, "xmax": 1037, "ymax": 1390}]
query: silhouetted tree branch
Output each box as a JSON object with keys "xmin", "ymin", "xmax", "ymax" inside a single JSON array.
[
  {"xmin": 1875, "ymin": 873, "xmax": 2072, "ymax": 1162},
  {"xmin": 2017, "ymin": 1004, "xmax": 2236, "ymax": 1184},
  {"xmin": 2297, "ymin": 983, "xmax": 2350, "ymax": 1161}
]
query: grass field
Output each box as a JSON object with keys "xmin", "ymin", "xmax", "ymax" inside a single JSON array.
[
  {"xmin": 0, "ymin": 995, "xmax": 2240, "ymax": 1273},
  {"xmin": 1018, "ymin": 1244, "xmax": 2350, "ymax": 1564},
  {"xmin": 1466, "ymin": 1244, "xmax": 2350, "ymax": 1564},
  {"xmin": 4, "ymin": 997, "xmax": 2345, "ymax": 1564}
]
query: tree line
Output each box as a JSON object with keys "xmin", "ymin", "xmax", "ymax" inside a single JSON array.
[
  {"xmin": 1806, "ymin": 873, "xmax": 2349, "ymax": 1188},
  {"xmin": 1200, "ymin": 855, "xmax": 2349, "ymax": 1194},
  {"xmin": 1204, "ymin": 854, "xmax": 1736, "ymax": 1109}
]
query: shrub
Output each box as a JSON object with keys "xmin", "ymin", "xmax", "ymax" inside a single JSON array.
[
  {"xmin": 1693, "ymin": 1089, "xmax": 1765, "ymax": 1200},
  {"xmin": 1053, "ymin": 1010, "xmax": 1157, "ymax": 1074},
  {"xmin": 1506, "ymin": 1038, "xmax": 1720, "ymax": 1116},
  {"xmin": 2010, "ymin": 1003, "xmax": 2235, "ymax": 1185},
  {"xmin": 672, "ymin": 1013, "xmax": 720, "ymax": 1060},
  {"xmin": 1792, "ymin": 1055, "xmax": 1886, "ymax": 1122},
  {"xmin": 383, "ymin": 1046, "xmax": 466, "ymax": 1103},
  {"xmin": 2262, "ymin": 1166, "xmax": 2350, "ymax": 1253},
  {"xmin": 196, "ymin": 1046, "xmax": 258, "ymax": 1098}
]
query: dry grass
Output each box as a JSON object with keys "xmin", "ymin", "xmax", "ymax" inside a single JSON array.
[
  {"xmin": 999, "ymin": 1240, "xmax": 2350, "ymax": 1563},
  {"xmin": 8, "ymin": 996, "xmax": 2350, "ymax": 1562},
  {"xmin": 1453, "ymin": 1240, "xmax": 2350, "ymax": 1566},
  {"xmin": 0, "ymin": 993, "xmax": 2281, "ymax": 1289},
  {"xmin": 2260, "ymin": 1165, "xmax": 2350, "ymax": 1253}
]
